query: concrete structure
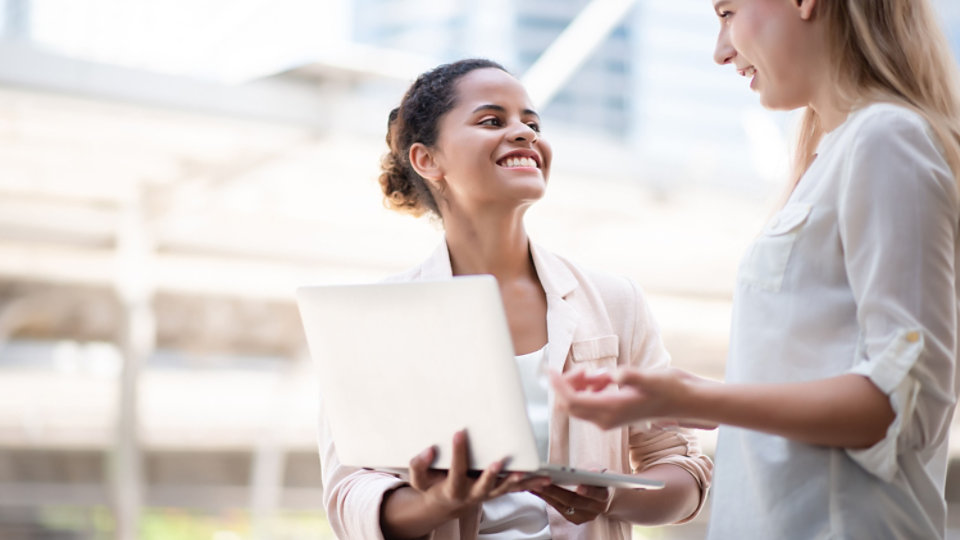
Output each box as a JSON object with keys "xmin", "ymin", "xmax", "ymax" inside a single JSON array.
[{"xmin": 2, "ymin": 1, "xmax": 960, "ymax": 539}]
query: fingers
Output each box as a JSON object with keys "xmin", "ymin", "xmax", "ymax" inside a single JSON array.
[
  {"xmin": 442, "ymin": 432, "xmax": 515, "ymax": 505},
  {"xmin": 575, "ymin": 484, "xmax": 610, "ymax": 503},
  {"xmin": 611, "ymin": 367, "xmax": 647, "ymax": 386},
  {"xmin": 536, "ymin": 485, "xmax": 609, "ymax": 513},
  {"xmin": 444, "ymin": 429, "xmax": 469, "ymax": 498},
  {"xmin": 488, "ymin": 473, "xmax": 550, "ymax": 499},
  {"xmin": 562, "ymin": 390, "xmax": 632, "ymax": 429},
  {"xmin": 408, "ymin": 446, "xmax": 436, "ymax": 491},
  {"xmin": 530, "ymin": 484, "xmax": 609, "ymax": 524},
  {"xmin": 468, "ymin": 458, "xmax": 504, "ymax": 500},
  {"xmin": 550, "ymin": 370, "xmax": 611, "ymax": 423},
  {"xmin": 566, "ymin": 368, "xmax": 617, "ymax": 391},
  {"xmin": 550, "ymin": 369, "xmax": 615, "ymax": 397},
  {"xmin": 529, "ymin": 489, "xmax": 567, "ymax": 517},
  {"xmin": 551, "ymin": 369, "xmax": 638, "ymax": 429}
]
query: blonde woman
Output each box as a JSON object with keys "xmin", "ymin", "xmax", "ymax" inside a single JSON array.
[{"xmin": 553, "ymin": 0, "xmax": 960, "ymax": 538}]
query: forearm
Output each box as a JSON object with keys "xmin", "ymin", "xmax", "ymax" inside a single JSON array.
[
  {"xmin": 380, "ymin": 486, "xmax": 457, "ymax": 540},
  {"xmin": 605, "ymin": 463, "xmax": 701, "ymax": 525},
  {"xmin": 683, "ymin": 373, "xmax": 894, "ymax": 448}
]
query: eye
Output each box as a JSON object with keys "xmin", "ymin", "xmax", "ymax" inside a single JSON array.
[
  {"xmin": 479, "ymin": 117, "xmax": 502, "ymax": 127},
  {"xmin": 718, "ymin": 9, "xmax": 732, "ymax": 20},
  {"xmin": 526, "ymin": 121, "xmax": 541, "ymax": 133}
]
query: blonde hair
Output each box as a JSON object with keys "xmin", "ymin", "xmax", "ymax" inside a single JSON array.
[{"xmin": 791, "ymin": 0, "xmax": 960, "ymax": 188}]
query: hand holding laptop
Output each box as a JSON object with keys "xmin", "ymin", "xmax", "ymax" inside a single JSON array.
[
  {"xmin": 405, "ymin": 429, "xmax": 552, "ymax": 511},
  {"xmin": 381, "ymin": 428, "xmax": 554, "ymax": 538},
  {"xmin": 530, "ymin": 481, "xmax": 611, "ymax": 524}
]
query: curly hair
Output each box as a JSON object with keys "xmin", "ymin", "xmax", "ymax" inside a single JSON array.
[{"xmin": 379, "ymin": 58, "xmax": 507, "ymax": 217}]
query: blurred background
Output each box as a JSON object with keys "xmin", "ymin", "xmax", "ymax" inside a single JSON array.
[{"xmin": 2, "ymin": 0, "xmax": 960, "ymax": 538}]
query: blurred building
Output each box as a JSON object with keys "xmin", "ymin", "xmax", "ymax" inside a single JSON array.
[
  {"xmin": 2, "ymin": 1, "xmax": 960, "ymax": 540},
  {"xmin": 350, "ymin": 0, "xmax": 781, "ymax": 191}
]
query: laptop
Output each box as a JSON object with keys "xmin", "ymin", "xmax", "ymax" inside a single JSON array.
[{"xmin": 296, "ymin": 275, "xmax": 664, "ymax": 490}]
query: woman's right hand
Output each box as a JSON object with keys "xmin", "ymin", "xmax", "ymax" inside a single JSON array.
[
  {"xmin": 410, "ymin": 429, "xmax": 527, "ymax": 516},
  {"xmin": 381, "ymin": 429, "xmax": 550, "ymax": 539},
  {"xmin": 550, "ymin": 367, "xmax": 717, "ymax": 430}
]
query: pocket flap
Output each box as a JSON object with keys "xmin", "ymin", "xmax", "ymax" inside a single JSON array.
[
  {"xmin": 764, "ymin": 203, "xmax": 813, "ymax": 236},
  {"xmin": 571, "ymin": 335, "xmax": 619, "ymax": 362}
]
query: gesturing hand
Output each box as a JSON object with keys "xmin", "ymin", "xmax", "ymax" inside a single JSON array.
[
  {"xmin": 549, "ymin": 367, "xmax": 716, "ymax": 430},
  {"xmin": 530, "ymin": 484, "xmax": 610, "ymax": 524}
]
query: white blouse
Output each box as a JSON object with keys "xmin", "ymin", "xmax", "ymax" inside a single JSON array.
[
  {"xmin": 478, "ymin": 346, "xmax": 552, "ymax": 540},
  {"xmin": 708, "ymin": 103, "xmax": 960, "ymax": 539}
]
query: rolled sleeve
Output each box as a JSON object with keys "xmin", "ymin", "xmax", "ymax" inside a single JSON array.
[
  {"xmin": 319, "ymin": 401, "xmax": 408, "ymax": 540},
  {"xmin": 626, "ymin": 279, "xmax": 713, "ymax": 522},
  {"xmin": 627, "ymin": 428, "xmax": 713, "ymax": 523},
  {"xmin": 838, "ymin": 108, "xmax": 959, "ymax": 482},
  {"xmin": 846, "ymin": 329, "xmax": 923, "ymax": 481}
]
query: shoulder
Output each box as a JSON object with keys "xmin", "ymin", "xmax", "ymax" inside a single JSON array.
[
  {"xmin": 835, "ymin": 103, "xmax": 955, "ymax": 198},
  {"xmin": 579, "ymin": 266, "xmax": 642, "ymax": 307},
  {"xmin": 538, "ymin": 247, "xmax": 638, "ymax": 302},
  {"xmin": 541, "ymin": 248, "xmax": 650, "ymax": 328},
  {"xmin": 849, "ymin": 102, "xmax": 929, "ymax": 131},
  {"xmin": 842, "ymin": 102, "xmax": 938, "ymax": 155}
]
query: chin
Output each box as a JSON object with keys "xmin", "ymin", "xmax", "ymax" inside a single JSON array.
[
  {"xmin": 514, "ymin": 182, "xmax": 547, "ymax": 202},
  {"xmin": 759, "ymin": 92, "xmax": 806, "ymax": 113}
]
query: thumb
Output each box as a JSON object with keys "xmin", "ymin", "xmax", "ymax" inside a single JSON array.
[{"xmin": 612, "ymin": 367, "xmax": 647, "ymax": 387}]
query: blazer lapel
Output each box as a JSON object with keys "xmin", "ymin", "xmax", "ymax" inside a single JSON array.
[
  {"xmin": 418, "ymin": 240, "xmax": 454, "ymax": 280},
  {"xmin": 530, "ymin": 243, "xmax": 580, "ymax": 374}
]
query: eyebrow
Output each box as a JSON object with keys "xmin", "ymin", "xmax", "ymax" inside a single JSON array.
[{"xmin": 471, "ymin": 104, "xmax": 540, "ymax": 119}]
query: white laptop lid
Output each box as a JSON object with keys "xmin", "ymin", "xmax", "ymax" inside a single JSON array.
[{"xmin": 297, "ymin": 275, "xmax": 543, "ymax": 472}]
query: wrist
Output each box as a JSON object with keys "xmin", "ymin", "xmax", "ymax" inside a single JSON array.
[
  {"xmin": 673, "ymin": 370, "xmax": 715, "ymax": 420},
  {"xmin": 421, "ymin": 489, "xmax": 466, "ymax": 521}
]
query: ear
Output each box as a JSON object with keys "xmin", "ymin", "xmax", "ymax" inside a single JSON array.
[
  {"xmin": 796, "ymin": 0, "xmax": 817, "ymax": 20},
  {"xmin": 409, "ymin": 142, "xmax": 444, "ymax": 185}
]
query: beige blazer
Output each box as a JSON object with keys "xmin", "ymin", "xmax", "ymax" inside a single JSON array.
[{"xmin": 318, "ymin": 241, "xmax": 713, "ymax": 540}]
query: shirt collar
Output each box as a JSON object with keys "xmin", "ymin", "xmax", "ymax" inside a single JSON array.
[{"xmin": 419, "ymin": 237, "xmax": 578, "ymax": 299}]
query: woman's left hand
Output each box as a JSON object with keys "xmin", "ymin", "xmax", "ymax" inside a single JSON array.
[{"xmin": 530, "ymin": 484, "xmax": 611, "ymax": 524}]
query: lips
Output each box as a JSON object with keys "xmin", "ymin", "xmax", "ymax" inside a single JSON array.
[{"xmin": 496, "ymin": 150, "xmax": 542, "ymax": 169}]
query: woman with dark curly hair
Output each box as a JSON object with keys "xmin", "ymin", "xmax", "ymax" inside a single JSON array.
[{"xmin": 317, "ymin": 58, "xmax": 713, "ymax": 540}]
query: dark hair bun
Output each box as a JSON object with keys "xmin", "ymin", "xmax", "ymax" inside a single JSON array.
[
  {"xmin": 378, "ymin": 148, "xmax": 429, "ymax": 216},
  {"xmin": 378, "ymin": 107, "xmax": 434, "ymax": 216}
]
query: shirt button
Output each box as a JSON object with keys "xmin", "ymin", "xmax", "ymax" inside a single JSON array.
[{"xmin": 906, "ymin": 331, "xmax": 920, "ymax": 343}]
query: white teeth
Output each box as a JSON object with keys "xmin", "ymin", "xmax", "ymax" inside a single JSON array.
[{"xmin": 500, "ymin": 156, "xmax": 537, "ymax": 168}]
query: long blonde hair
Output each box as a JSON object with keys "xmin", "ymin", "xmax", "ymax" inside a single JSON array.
[{"xmin": 792, "ymin": 0, "xmax": 960, "ymax": 187}]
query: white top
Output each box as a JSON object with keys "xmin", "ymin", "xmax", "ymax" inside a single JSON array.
[
  {"xmin": 708, "ymin": 103, "xmax": 960, "ymax": 539},
  {"xmin": 479, "ymin": 346, "xmax": 551, "ymax": 540}
]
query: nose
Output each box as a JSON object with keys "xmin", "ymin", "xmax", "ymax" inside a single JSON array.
[
  {"xmin": 510, "ymin": 121, "xmax": 538, "ymax": 143},
  {"xmin": 714, "ymin": 26, "xmax": 735, "ymax": 65}
]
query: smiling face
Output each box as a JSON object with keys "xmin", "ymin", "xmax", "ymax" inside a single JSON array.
[
  {"xmin": 417, "ymin": 68, "xmax": 552, "ymax": 215},
  {"xmin": 712, "ymin": 0, "xmax": 824, "ymax": 111}
]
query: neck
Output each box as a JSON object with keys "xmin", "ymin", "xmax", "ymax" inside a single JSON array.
[
  {"xmin": 810, "ymin": 77, "xmax": 851, "ymax": 133},
  {"xmin": 441, "ymin": 205, "xmax": 535, "ymax": 282}
]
